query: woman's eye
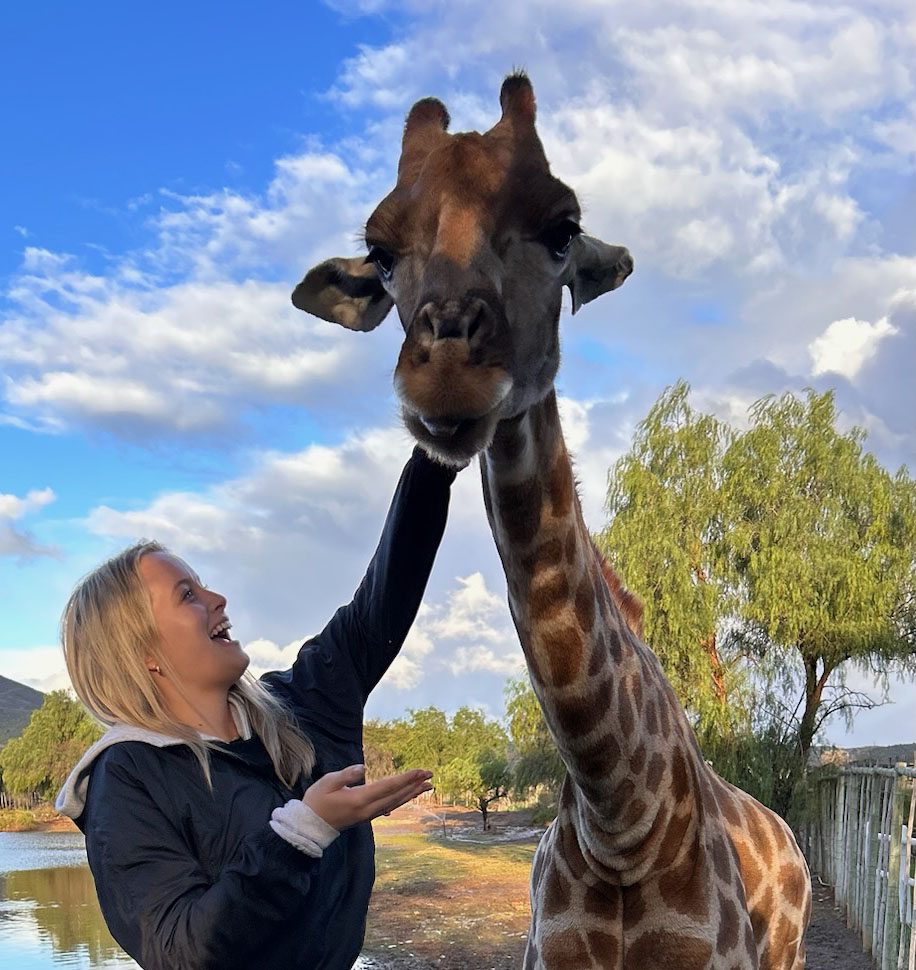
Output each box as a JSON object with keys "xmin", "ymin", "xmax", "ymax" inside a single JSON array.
[
  {"xmin": 183, "ymin": 588, "xmax": 194, "ymax": 601},
  {"xmin": 366, "ymin": 245, "xmax": 396, "ymax": 282},
  {"xmin": 542, "ymin": 220, "xmax": 582, "ymax": 261}
]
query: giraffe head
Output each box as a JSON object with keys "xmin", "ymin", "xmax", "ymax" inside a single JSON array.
[{"xmin": 294, "ymin": 72, "xmax": 632, "ymax": 466}]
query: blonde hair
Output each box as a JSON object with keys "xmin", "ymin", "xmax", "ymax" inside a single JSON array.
[{"xmin": 62, "ymin": 540, "xmax": 315, "ymax": 788}]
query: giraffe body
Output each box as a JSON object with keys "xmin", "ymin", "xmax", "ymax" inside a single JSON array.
[{"xmin": 295, "ymin": 72, "xmax": 811, "ymax": 970}]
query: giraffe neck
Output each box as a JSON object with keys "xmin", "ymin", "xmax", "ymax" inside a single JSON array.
[{"xmin": 481, "ymin": 391, "xmax": 702, "ymax": 877}]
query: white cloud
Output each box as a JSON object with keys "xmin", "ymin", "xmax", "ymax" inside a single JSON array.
[
  {"xmin": 809, "ymin": 316, "xmax": 897, "ymax": 379},
  {"xmin": 0, "ymin": 488, "xmax": 57, "ymax": 560}
]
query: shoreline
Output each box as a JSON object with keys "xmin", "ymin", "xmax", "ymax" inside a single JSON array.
[{"xmin": 0, "ymin": 805, "xmax": 79, "ymax": 834}]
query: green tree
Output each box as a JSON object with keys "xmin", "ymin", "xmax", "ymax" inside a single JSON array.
[
  {"xmin": 0, "ymin": 691, "xmax": 102, "ymax": 796},
  {"xmin": 362, "ymin": 718, "xmax": 397, "ymax": 781},
  {"xmin": 595, "ymin": 381, "xmax": 748, "ymax": 746},
  {"xmin": 504, "ymin": 676, "xmax": 564, "ymax": 798},
  {"xmin": 723, "ymin": 389, "xmax": 916, "ymax": 812}
]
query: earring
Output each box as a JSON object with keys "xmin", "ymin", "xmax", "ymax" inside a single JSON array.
[{"xmin": 151, "ymin": 665, "xmax": 161, "ymax": 675}]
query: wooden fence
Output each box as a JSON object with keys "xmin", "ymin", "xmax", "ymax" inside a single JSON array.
[
  {"xmin": 804, "ymin": 765, "xmax": 916, "ymax": 970},
  {"xmin": 0, "ymin": 789, "xmax": 42, "ymax": 810}
]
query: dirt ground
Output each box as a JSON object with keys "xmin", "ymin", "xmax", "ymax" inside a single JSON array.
[{"xmin": 361, "ymin": 804, "xmax": 878, "ymax": 970}]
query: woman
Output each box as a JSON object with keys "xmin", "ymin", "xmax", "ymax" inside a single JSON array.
[{"xmin": 56, "ymin": 447, "xmax": 458, "ymax": 970}]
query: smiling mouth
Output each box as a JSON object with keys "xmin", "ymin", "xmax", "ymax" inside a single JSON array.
[{"xmin": 209, "ymin": 619, "xmax": 234, "ymax": 642}]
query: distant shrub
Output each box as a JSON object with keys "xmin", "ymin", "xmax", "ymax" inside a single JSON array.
[{"xmin": 0, "ymin": 808, "xmax": 35, "ymax": 831}]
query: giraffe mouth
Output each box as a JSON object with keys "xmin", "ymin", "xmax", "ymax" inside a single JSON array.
[{"xmin": 403, "ymin": 408, "xmax": 499, "ymax": 465}]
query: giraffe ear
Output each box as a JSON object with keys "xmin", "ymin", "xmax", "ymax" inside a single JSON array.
[
  {"xmin": 291, "ymin": 257, "xmax": 394, "ymax": 332},
  {"xmin": 566, "ymin": 236, "xmax": 633, "ymax": 315}
]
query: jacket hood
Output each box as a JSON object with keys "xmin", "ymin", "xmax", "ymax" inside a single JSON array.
[
  {"xmin": 56, "ymin": 723, "xmax": 188, "ymax": 820},
  {"xmin": 56, "ymin": 698, "xmax": 253, "ymax": 819}
]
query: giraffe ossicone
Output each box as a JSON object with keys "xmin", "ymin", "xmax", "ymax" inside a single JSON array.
[{"xmin": 295, "ymin": 71, "xmax": 811, "ymax": 970}]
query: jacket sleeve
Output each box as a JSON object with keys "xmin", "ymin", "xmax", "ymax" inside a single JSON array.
[
  {"xmin": 85, "ymin": 750, "xmax": 318, "ymax": 970},
  {"xmin": 265, "ymin": 447, "xmax": 456, "ymax": 728}
]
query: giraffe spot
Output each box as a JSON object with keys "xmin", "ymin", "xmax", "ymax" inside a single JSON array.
[
  {"xmin": 768, "ymin": 915, "xmax": 794, "ymax": 967},
  {"xmin": 630, "ymin": 741, "xmax": 647, "ymax": 776},
  {"xmin": 587, "ymin": 929, "xmax": 620, "ymax": 963},
  {"xmin": 542, "ymin": 867, "xmax": 572, "ymax": 916},
  {"xmin": 607, "ymin": 627, "xmax": 624, "ymax": 661},
  {"xmin": 555, "ymin": 692, "xmax": 595, "ymax": 737},
  {"xmin": 578, "ymin": 731, "xmax": 622, "ymax": 785},
  {"xmin": 498, "ymin": 427, "xmax": 526, "ymax": 462},
  {"xmin": 716, "ymin": 892, "xmax": 740, "ymax": 954},
  {"xmin": 630, "ymin": 673, "xmax": 643, "ymax": 713},
  {"xmin": 583, "ymin": 882, "xmax": 620, "ymax": 919},
  {"xmin": 542, "ymin": 928, "xmax": 591, "ymax": 969},
  {"xmin": 564, "ymin": 527, "xmax": 577, "ymax": 563},
  {"xmin": 671, "ymin": 748, "xmax": 691, "ymax": 802},
  {"xmin": 644, "ymin": 698, "xmax": 659, "ymax": 736},
  {"xmin": 747, "ymin": 810, "xmax": 773, "ymax": 866},
  {"xmin": 735, "ymin": 841, "xmax": 763, "ymax": 899},
  {"xmin": 622, "ymin": 884, "xmax": 646, "ymax": 930},
  {"xmin": 497, "ymin": 478, "xmax": 542, "ymax": 546},
  {"xmin": 542, "ymin": 625, "xmax": 583, "ymax": 687},
  {"xmin": 530, "ymin": 571, "xmax": 570, "ymax": 623},
  {"xmin": 645, "ymin": 752, "xmax": 665, "ymax": 794},
  {"xmin": 617, "ymin": 678, "xmax": 635, "ymax": 736},
  {"xmin": 779, "ymin": 862, "xmax": 808, "ymax": 909},
  {"xmin": 625, "ymin": 932, "xmax": 713, "ymax": 970},
  {"xmin": 574, "ymin": 577, "xmax": 596, "ymax": 633},
  {"xmin": 719, "ymin": 790, "xmax": 742, "ymax": 827},
  {"xmin": 659, "ymin": 857, "xmax": 710, "ymax": 921},
  {"xmin": 712, "ymin": 835, "xmax": 734, "ymax": 883},
  {"xmin": 587, "ymin": 636, "xmax": 608, "ymax": 677},
  {"xmin": 744, "ymin": 922, "xmax": 757, "ymax": 960},
  {"xmin": 620, "ymin": 797, "xmax": 648, "ymax": 831},
  {"xmin": 523, "ymin": 537, "xmax": 564, "ymax": 575},
  {"xmin": 549, "ymin": 456, "xmax": 575, "ymax": 517},
  {"xmin": 657, "ymin": 696, "xmax": 671, "ymax": 738},
  {"xmin": 656, "ymin": 810, "xmax": 692, "ymax": 869},
  {"xmin": 558, "ymin": 816, "xmax": 589, "ymax": 879}
]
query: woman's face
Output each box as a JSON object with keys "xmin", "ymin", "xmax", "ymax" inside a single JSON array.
[{"xmin": 138, "ymin": 551, "xmax": 250, "ymax": 692}]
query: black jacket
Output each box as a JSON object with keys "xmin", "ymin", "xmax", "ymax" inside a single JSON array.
[{"xmin": 65, "ymin": 449, "xmax": 455, "ymax": 970}]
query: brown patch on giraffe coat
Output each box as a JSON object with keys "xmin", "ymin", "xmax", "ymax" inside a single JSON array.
[
  {"xmin": 542, "ymin": 868, "xmax": 572, "ymax": 917},
  {"xmin": 558, "ymin": 817, "xmax": 590, "ymax": 880},
  {"xmin": 625, "ymin": 932, "xmax": 713, "ymax": 970},
  {"xmin": 630, "ymin": 741, "xmax": 646, "ymax": 776},
  {"xmin": 564, "ymin": 527, "xmax": 577, "ymax": 564},
  {"xmin": 549, "ymin": 455, "xmax": 575, "ymax": 517},
  {"xmin": 523, "ymin": 537, "xmax": 564, "ymax": 574},
  {"xmin": 750, "ymin": 887, "xmax": 773, "ymax": 944},
  {"xmin": 541, "ymin": 624, "xmax": 583, "ymax": 687},
  {"xmin": 711, "ymin": 835, "xmax": 734, "ymax": 884},
  {"xmin": 719, "ymin": 789, "xmax": 742, "ymax": 828},
  {"xmin": 658, "ymin": 856, "xmax": 710, "ymax": 921},
  {"xmin": 716, "ymin": 891, "xmax": 741, "ymax": 954},
  {"xmin": 587, "ymin": 633, "xmax": 608, "ymax": 677},
  {"xmin": 645, "ymin": 752, "xmax": 666, "ymax": 794},
  {"xmin": 542, "ymin": 928, "xmax": 591, "ymax": 968},
  {"xmin": 621, "ymin": 884, "xmax": 646, "ymax": 930},
  {"xmin": 670, "ymin": 747, "xmax": 691, "ymax": 802},
  {"xmin": 583, "ymin": 881, "xmax": 620, "ymax": 919},
  {"xmin": 587, "ymin": 929, "xmax": 620, "ymax": 964},
  {"xmin": 530, "ymin": 571, "xmax": 570, "ymax": 623},
  {"xmin": 496, "ymin": 478, "xmax": 542, "ymax": 546},
  {"xmin": 620, "ymin": 797, "xmax": 648, "ymax": 831},
  {"xmin": 574, "ymin": 577, "xmax": 596, "ymax": 633},
  {"xmin": 644, "ymin": 697, "xmax": 659, "ymax": 736},
  {"xmin": 656, "ymin": 809, "xmax": 692, "ymax": 869},
  {"xmin": 606, "ymin": 627, "xmax": 624, "ymax": 662}
]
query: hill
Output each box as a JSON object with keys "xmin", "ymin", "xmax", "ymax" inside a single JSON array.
[{"xmin": 0, "ymin": 674, "xmax": 44, "ymax": 747}]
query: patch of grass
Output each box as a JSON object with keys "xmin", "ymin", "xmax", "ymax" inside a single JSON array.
[
  {"xmin": 0, "ymin": 808, "xmax": 36, "ymax": 831},
  {"xmin": 365, "ymin": 827, "xmax": 536, "ymax": 969}
]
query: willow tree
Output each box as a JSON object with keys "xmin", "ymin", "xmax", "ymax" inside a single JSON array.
[
  {"xmin": 0, "ymin": 690, "xmax": 102, "ymax": 796},
  {"xmin": 595, "ymin": 381, "xmax": 747, "ymax": 747},
  {"xmin": 723, "ymin": 389, "xmax": 916, "ymax": 809}
]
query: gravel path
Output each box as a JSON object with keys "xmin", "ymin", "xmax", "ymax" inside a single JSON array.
[{"xmin": 357, "ymin": 882, "xmax": 876, "ymax": 970}]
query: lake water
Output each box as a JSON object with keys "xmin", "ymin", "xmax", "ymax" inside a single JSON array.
[
  {"xmin": 0, "ymin": 831, "xmax": 378, "ymax": 969},
  {"xmin": 0, "ymin": 831, "xmax": 139, "ymax": 969}
]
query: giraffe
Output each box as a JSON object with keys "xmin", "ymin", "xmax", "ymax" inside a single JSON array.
[{"xmin": 293, "ymin": 73, "xmax": 811, "ymax": 970}]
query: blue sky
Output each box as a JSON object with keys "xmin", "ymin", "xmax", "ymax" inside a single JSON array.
[{"xmin": 1, "ymin": 0, "xmax": 914, "ymax": 749}]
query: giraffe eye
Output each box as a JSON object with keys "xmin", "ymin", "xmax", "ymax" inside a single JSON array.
[
  {"xmin": 542, "ymin": 220, "xmax": 582, "ymax": 261},
  {"xmin": 366, "ymin": 245, "xmax": 396, "ymax": 281}
]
